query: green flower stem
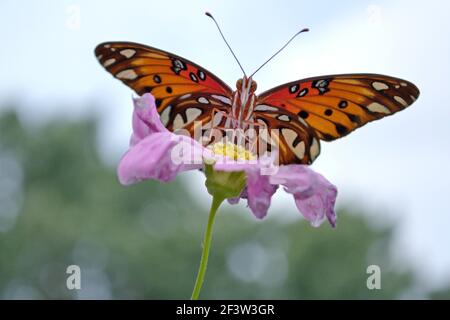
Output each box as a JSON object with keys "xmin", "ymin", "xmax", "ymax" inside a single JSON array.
[{"xmin": 191, "ymin": 195, "xmax": 224, "ymax": 300}]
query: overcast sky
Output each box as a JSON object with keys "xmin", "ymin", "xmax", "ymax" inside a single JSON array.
[{"xmin": 1, "ymin": 0, "xmax": 450, "ymax": 290}]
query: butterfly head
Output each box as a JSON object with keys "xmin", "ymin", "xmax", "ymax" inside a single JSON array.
[{"xmin": 236, "ymin": 77, "xmax": 257, "ymax": 94}]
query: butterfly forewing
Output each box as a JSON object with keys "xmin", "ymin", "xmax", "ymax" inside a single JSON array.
[
  {"xmin": 257, "ymin": 74, "xmax": 420, "ymax": 141},
  {"xmin": 95, "ymin": 42, "xmax": 233, "ymax": 136}
]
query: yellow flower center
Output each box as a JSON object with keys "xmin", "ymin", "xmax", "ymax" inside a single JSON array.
[{"xmin": 208, "ymin": 141, "xmax": 256, "ymax": 161}]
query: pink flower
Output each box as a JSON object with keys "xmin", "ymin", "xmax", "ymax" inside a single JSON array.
[{"xmin": 118, "ymin": 93, "xmax": 338, "ymax": 227}]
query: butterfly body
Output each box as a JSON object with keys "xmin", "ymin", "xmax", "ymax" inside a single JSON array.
[
  {"xmin": 95, "ymin": 41, "xmax": 419, "ymax": 165},
  {"xmin": 230, "ymin": 76, "xmax": 257, "ymax": 129}
]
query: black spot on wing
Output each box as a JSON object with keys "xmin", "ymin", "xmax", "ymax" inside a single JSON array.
[
  {"xmin": 297, "ymin": 88, "xmax": 309, "ymax": 97},
  {"xmin": 138, "ymin": 86, "xmax": 152, "ymax": 95},
  {"xmin": 289, "ymin": 84, "xmax": 299, "ymax": 94},
  {"xmin": 312, "ymin": 78, "xmax": 331, "ymax": 95},
  {"xmin": 335, "ymin": 123, "xmax": 348, "ymax": 135},
  {"xmin": 298, "ymin": 110, "xmax": 309, "ymax": 119},
  {"xmin": 197, "ymin": 70, "xmax": 206, "ymax": 81},
  {"xmin": 170, "ymin": 58, "xmax": 187, "ymax": 75},
  {"xmin": 190, "ymin": 72, "xmax": 199, "ymax": 83},
  {"xmin": 338, "ymin": 100, "xmax": 348, "ymax": 109},
  {"xmin": 153, "ymin": 75, "xmax": 161, "ymax": 83},
  {"xmin": 347, "ymin": 114, "xmax": 360, "ymax": 124}
]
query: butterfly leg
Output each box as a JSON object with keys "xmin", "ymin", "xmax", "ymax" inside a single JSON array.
[
  {"xmin": 237, "ymin": 119, "xmax": 266, "ymax": 154},
  {"xmin": 207, "ymin": 110, "xmax": 256, "ymax": 149},
  {"xmin": 206, "ymin": 108, "xmax": 237, "ymax": 143},
  {"xmin": 206, "ymin": 109, "xmax": 268, "ymax": 157}
]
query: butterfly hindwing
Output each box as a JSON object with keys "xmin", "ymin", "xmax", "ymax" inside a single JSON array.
[
  {"xmin": 252, "ymin": 106, "xmax": 321, "ymax": 165},
  {"xmin": 95, "ymin": 42, "xmax": 233, "ymax": 136},
  {"xmin": 159, "ymin": 92, "xmax": 232, "ymax": 137}
]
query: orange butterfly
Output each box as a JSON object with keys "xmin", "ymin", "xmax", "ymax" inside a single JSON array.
[{"xmin": 95, "ymin": 13, "xmax": 419, "ymax": 165}]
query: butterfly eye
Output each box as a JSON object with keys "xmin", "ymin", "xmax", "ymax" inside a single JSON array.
[
  {"xmin": 236, "ymin": 79, "xmax": 243, "ymax": 89},
  {"xmin": 250, "ymin": 81, "xmax": 257, "ymax": 93}
]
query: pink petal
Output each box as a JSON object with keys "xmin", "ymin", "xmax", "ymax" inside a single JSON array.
[
  {"xmin": 246, "ymin": 170, "xmax": 278, "ymax": 219},
  {"xmin": 118, "ymin": 132, "xmax": 204, "ymax": 185},
  {"xmin": 270, "ymin": 165, "xmax": 337, "ymax": 227},
  {"xmin": 213, "ymin": 155, "xmax": 278, "ymax": 218},
  {"xmin": 130, "ymin": 93, "xmax": 168, "ymax": 146},
  {"xmin": 269, "ymin": 165, "xmax": 315, "ymax": 195},
  {"xmin": 300, "ymin": 173, "xmax": 337, "ymax": 228}
]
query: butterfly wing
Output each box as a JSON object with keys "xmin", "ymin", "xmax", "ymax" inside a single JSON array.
[
  {"xmin": 252, "ymin": 107, "xmax": 321, "ymax": 165},
  {"xmin": 256, "ymin": 74, "xmax": 419, "ymax": 164},
  {"xmin": 95, "ymin": 42, "xmax": 233, "ymax": 134}
]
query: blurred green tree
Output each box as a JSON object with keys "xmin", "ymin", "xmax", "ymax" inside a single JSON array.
[
  {"xmin": 0, "ymin": 108, "xmax": 422, "ymax": 299},
  {"xmin": 429, "ymin": 288, "xmax": 450, "ymax": 300}
]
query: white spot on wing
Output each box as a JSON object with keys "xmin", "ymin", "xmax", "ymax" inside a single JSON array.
[
  {"xmin": 277, "ymin": 115, "xmax": 290, "ymax": 122},
  {"xmin": 201, "ymin": 120, "xmax": 212, "ymax": 131},
  {"xmin": 281, "ymin": 128, "xmax": 305, "ymax": 159},
  {"xmin": 180, "ymin": 94, "xmax": 192, "ymax": 100},
  {"xmin": 367, "ymin": 102, "xmax": 391, "ymax": 114},
  {"xmin": 212, "ymin": 95, "xmax": 231, "ymax": 105},
  {"xmin": 310, "ymin": 138, "xmax": 320, "ymax": 161},
  {"xmin": 213, "ymin": 112, "xmax": 223, "ymax": 127},
  {"xmin": 120, "ymin": 49, "xmax": 136, "ymax": 58},
  {"xmin": 173, "ymin": 114, "xmax": 184, "ymax": 130},
  {"xmin": 297, "ymin": 116, "xmax": 308, "ymax": 127},
  {"xmin": 160, "ymin": 106, "xmax": 172, "ymax": 126},
  {"xmin": 116, "ymin": 69, "xmax": 138, "ymax": 80},
  {"xmin": 198, "ymin": 70, "xmax": 206, "ymax": 80},
  {"xmin": 103, "ymin": 58, "xmax": 116, "ymax": 67},
  {"xmin": 372, "ymin": 81, "xmax": 389, "ymax": 91},
  {"xmin": 198, "ymin": 97, "xmax": 210, "ymax": 104},
  {"xmin": 185, "ymin": 108, "xmax": 202, "ymax": 123},
  {"xmin": 296, "ymin": 141, "xmax": 305, "ymax": 159},
  {"xmin": 394, "ymin": 96, "xmax": 408, "ymax": 107},
  {"xmin": 256, "ymin": 119, "xmax": 268, "ymax": 128},
  {"xmin": 254, "ymin": 104, "xmax": 278, "ymax": 112}
]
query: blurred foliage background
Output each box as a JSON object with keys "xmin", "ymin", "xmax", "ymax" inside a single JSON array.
[{"xmin": 0, "ymin": 105, "xmax": 448, "ymax": 299}]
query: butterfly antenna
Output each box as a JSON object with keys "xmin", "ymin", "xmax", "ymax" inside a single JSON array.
[
  {"xmin": 250, "ymin": 28, "xmax": 309, "ymax": 78},
  {"xmin": 205, "ymin": 12, "xmax": 247, "ymax": 77}
]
